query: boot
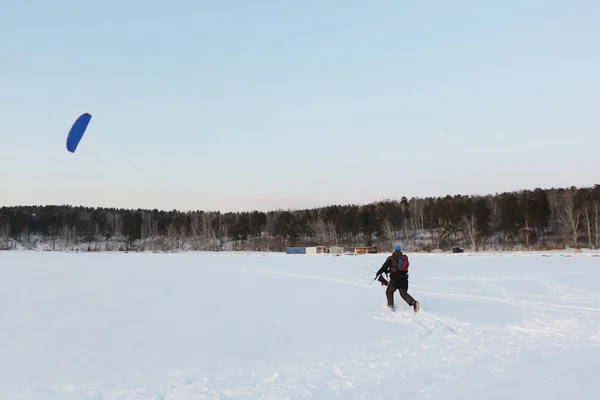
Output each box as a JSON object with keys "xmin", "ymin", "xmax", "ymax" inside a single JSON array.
[
  {"xmin": 386, "ymin": 287, "xmax": 395, "ymax": 309},
  {"xmin": 411, "ymin": 300, "xmax": 420, "ymax": 312}
]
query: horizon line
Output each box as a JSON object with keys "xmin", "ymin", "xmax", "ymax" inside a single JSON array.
[{"xmin": 3, "ymin": 183, "xmax": 598, "ymax": 215}]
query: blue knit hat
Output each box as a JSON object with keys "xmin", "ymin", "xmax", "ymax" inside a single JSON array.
[{"xmin": 393, "ymin": 245, "xmax": 402, "ymax": 252}]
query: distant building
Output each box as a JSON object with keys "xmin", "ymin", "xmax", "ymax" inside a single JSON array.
[
  {"xmin": 328, "ymin": 246, "xmax": 344, "ymax": 255},
  {"xmin": 285, "ymin": 245, "xmax": 351, "ymax": 255},
  {"xmin": 314, "ymin": 246, "xmax": 327, "ymax": 254},
  {"xmin": 285, "ymin": 246, "xmax": 321, "ymax": 255},
  {"xmin": 345, "ymin": 246, "xmax": 378, "ymax": 255},
  {"xmin": 285, "ymin": 247, "xmax": 310, "ymax": 255}
]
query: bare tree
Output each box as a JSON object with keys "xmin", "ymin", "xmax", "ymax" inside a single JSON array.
[
  {"xmin": 140, "ymin": 211, "xmax": 154, "ymax": 250},
  {"xmin": 0, "ymin": 220, "xmax": 10, "ymax": 250},
  {"xmin": 582, "ymin": 203, "xmax": 594, "ymax": 249},
  {"xmin": 265, "ymin": 212, "xmax": 277, "ymax": 252},
  {"xmin": 409, "ymin": 197, "xmax": 425, "ymax": 234},
  {"xmin": 594, "ymin": 201, "xmax": 600, "ymax": 249},
  {"xmin": 462, "ymin": 214, "xmax": 478, "ymax": 251},
  {"xmin": 488, "ymin": 196, "xmax": 502, "ymax": 248},
  {"xmin": 214, "ymin": 213, "xmax": 228, "ymax": 251},
  {"xmin": 402, "ymin": 220, "xmax": 414, "ymax": 250},
  {"xmin": 327, "ymin": 220, "xmax": 338, "ymax": 246},
  {"xmin": 166, "ymin": 221, "xmax": 178, "ymax": 251},
  {"xmin": 380, "ymin": 218, "xmax": 395, "ymax": 251},
  {"xmin": 60, "ymin": 223, "xmax": 71, "ymax": 250},
  {"xmin": 91, "ymin": 222, "xmax": 100, "ymax": 251},
  {"xmin": 430, "ymin": 215, "xmax": 452, "ymax": 251},
  {"xmin": 106, "ymin": 212, "xmax": 123, "ymax": 249},
  {"xmin": 189, "ymin": 212, "xmax": 202, "ymax": 250},
  {"xmin": 309, "ymin": 216, "xmax": 327, "ymax": 245},
  {"xmin": 551, "ymin": 190, "xmax": 581, "ymax": 247},
  {"xmin": 179, "ymin": 219, "xmax": 188, "ymax": 250},
  {"xmin": 20, "ymin": 224, "xmax": 30, "ymax": 248},
  {"xmin": 201, "ymin": 212, "xmax": 215, "ymax": 250}
]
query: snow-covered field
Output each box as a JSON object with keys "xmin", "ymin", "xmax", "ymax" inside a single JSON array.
[{"xmin": 1, "ymin": 250, "xmax": 599, "ymax": 399}]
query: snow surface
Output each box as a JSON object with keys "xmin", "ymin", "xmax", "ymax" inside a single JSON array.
[{"xmin": 1, "ymin": 250, "xmax": 599, "ymax": 399}]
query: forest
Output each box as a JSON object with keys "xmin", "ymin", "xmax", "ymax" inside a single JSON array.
[{"xmin": 1, "ymin": 185, "xmax": 599, "ymax": 253}]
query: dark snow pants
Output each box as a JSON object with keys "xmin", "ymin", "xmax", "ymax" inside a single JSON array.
[{"xmin": 386, "ymin": 276, "xmax": 415, "ymax": 307}]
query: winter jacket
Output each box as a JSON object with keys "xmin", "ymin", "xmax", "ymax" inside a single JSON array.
[{"xmin": 376, "ymin": 251, "xmax": 409, "ymax": 281}]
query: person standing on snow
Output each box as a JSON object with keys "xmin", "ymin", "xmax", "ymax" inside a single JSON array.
[{"xmin": 375, "ymin": 244, "xmax": 420, "ymax": 312}]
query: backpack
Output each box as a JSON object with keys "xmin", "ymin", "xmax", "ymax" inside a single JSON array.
[{"xmin": 390, "ymin": 253, "xmax": 409, "ymax": 273}]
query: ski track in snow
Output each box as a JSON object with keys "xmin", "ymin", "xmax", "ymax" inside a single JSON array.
[{"xmin": 1, "ymin": 251, "xmax": 599, "ymax": 399}]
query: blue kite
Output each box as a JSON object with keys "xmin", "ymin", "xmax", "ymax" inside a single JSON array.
[{"xmin": 66, "ymin": 112, "xmax": 92, "ymax": 153}]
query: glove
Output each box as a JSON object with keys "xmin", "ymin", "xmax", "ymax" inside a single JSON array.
[{"xmin": 377, "ymin": 275, "xmax": 389, "ymax": 286}]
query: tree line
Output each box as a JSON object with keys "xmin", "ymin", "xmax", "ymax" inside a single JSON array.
[{"xmin": 1, "ymin": 185, "xmax": 599, "ymax": 252}]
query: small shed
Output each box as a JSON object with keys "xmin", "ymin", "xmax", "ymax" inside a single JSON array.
[
  {"xmin": 286, "ymin": 247, "xmax": 307, "ymax": 255},
  {"xmin": 355, "ymin": 246, "xmax": 379, "ymax": 255},
  {"xmin": 328, "ymin": 246, "xmax": 344, "ymax": 255},
  {"xmin": 315, "ymin": 246, "xmax": 328, "ymax": 254},
  {"xmin": 305, "ymin": 247, "xmax": 318, "ymax": 255}
]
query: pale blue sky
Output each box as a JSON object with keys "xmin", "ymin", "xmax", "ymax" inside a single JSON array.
[{"xmin": 1, "ymin": 0, "xmax": 599, "ymax": 212}]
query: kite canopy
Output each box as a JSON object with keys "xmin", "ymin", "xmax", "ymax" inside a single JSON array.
[{"xmin": 66, "ymin": 112, "xmax": 92, "ymax": 153}]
